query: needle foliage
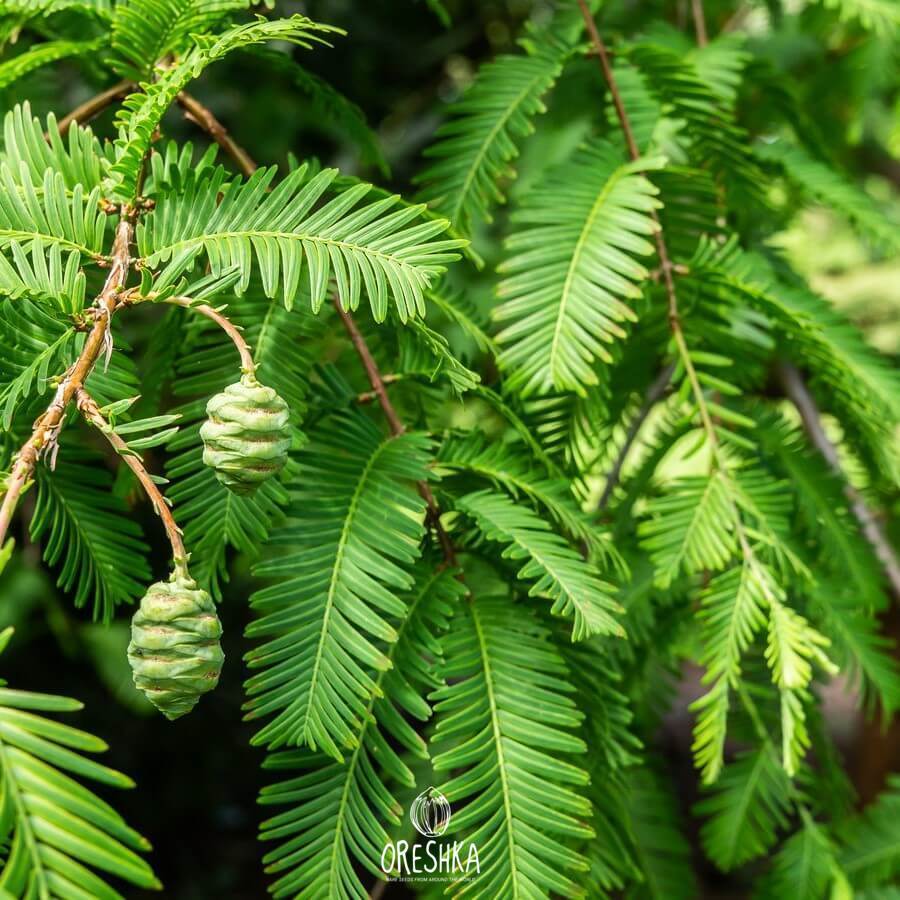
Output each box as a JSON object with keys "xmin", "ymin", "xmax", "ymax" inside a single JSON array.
[{"xmin": 0, "ymin": 0, "xmax": 897, "ymax": 897}]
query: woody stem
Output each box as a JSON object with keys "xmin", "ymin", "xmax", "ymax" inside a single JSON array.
[{"xmin": 76, "ymin": 388, "xmax": 187, "ymax": 568}]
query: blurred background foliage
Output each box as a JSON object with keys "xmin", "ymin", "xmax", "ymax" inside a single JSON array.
[{"xmin": 0, "ymin": 0, "xmax": 896, "ymax": 896}]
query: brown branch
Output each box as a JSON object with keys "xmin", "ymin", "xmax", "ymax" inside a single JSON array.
[
  {"xmin": 55, "ymin": 80, "xmax": 135, "ymax": 137},
  {"xmin": 721, "ymin": 5, "xmax": 753, "ymax": 34},
  {"xmin": 598, "ymin": 361, "xmax": 676, "ymax": 510},
  {"xmin": 578, "ymin": 2, "xmax": 773, "ymax": 589},
  {"xmin": 0, "ymin": 214, "xmax": 137, "ymax": 546},
  {"xmin": 578, "ymin": 4, "xmax": 687, "ymax": 338},
  {"xmin": 578, "ymin": 2, "xmax": 640, "ymax": 161},
  {"xmin": 578, "ymin": 2, "xmax": 721, "ymax": 452},
  {"xmin": 691, "ymin": 0, "xmax": 709, "ymax": 47},
  {"xmin": 777, "ymin": 361, "xmax": 900, "ymax": 602},
  {"xmin": 166, "ymin": 297, "xmax": 256, "ymax": 375},
  {"xmin": 335, "ymin": 300, "xmax": 406, "ymax": 435},
  {"xmin": 177, "ymin": 91, "xmax": 258, "ymax": 179},
  {"xmin": 75, "ymin": 388, "xmax": 187, "ymax": 568},
  {"xmin": 334, "ymin": 298, "xmax": 458, "ymax": 567}
]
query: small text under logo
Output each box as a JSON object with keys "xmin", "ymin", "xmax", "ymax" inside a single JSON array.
[{"xmin": 380, "ymin": 786, "xmax": 481, "ymax": 883}]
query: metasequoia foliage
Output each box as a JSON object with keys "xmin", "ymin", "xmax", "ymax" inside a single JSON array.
[{"xmin": 0, "ymin": 0, "xmax": 897, "ymax": 898}]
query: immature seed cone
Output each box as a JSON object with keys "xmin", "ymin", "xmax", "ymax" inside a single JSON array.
[
  {"xmin": 127, "ymin": 571, "xmax": 224, "ymax": 720},
  {"xmin": 199, "ymin": 375, "xmax": 291, "ymax": 495}
]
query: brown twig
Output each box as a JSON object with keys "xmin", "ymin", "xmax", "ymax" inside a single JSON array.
[
  {"xmin": 75, "ymin": 388, "xmax": 187, "ymax": 568},
  {"xmin": 777, "ymin": 361, "xmax": 900, "ymax": 601},
  {"xmin": 335, "ymin": 300, "xmax": 406, "ymax": 435},
  {"xmin": 334, "ymin": 298, "xmax": 458, "ymax": 567},
  {"xmin": 578, "ymin": 0, "xmax": 726, "ymax": 484},
  {"xmin": 598, "ymin": 361, "xmax": 676, "ymax": 510},
  {"xmin": 578, "ymin": 1, "xmax": 764, "ymax": 582},
  {"xmin": 0, "ymin": 214, "xmax": 137, "ymax": 546},
  {"xmin": 137, "ymin": 89, "xmax": 258, "ymax": 378},
  {"xmin": 166, "ymin": 296, "xmax": 256, "ymax": 375},
  {"xmin": 578, "ymin": 1, "xmax": 723, "ymax": 444},
  {"xmin": 578, "ymin": 3, "xmax": 640, "ymax": 161},
  {"xmin": 55, "ymin": 80, "xmax": 135, "ymax": 137},
  {"xmin": 177, "ymin": 91, "xmax": 258, "ymax": 179},
  {"xmin": 691, "ymin": 0, "xmax": 709, "ymax": 46},
  {"xmin": 357, "ymin": 375, "xmax": 402, "ymax": 404},
  {"xmin": 577, "ymin": 3, "xmax": 689, "ymax": 341}
]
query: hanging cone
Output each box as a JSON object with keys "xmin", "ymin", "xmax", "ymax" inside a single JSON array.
[
  {"xmin": 199, "ymin": 376, "xmax": 291, "ymax": 495},
  {"xmin": 128, "ymin": 570, "xmax": 224, "ymax": 720}
]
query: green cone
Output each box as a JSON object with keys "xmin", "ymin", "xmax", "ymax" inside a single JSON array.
[
  {"xmin": 199, "ymin": 376, "xmax": 291, "ymax": 495},
  {"xmin": 128, "ymin": 571, "xmax": 224, "ymax": 720}
]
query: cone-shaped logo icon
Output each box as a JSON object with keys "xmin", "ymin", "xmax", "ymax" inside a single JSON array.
[{"xmin": 409, "ymin": 786, "xmax": 451, "ymax": 836}]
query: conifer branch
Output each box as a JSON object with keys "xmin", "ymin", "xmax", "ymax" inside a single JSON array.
[
  {"xmin": 577, "ymin": 1, "xmax": 757, "ymax": 563},
  {"xmin": 777, "ymin": 361, "xmax": 900, "ymax": 601},
  {"xmin": 0, "ymin": 213, "xmax": 137, "ymax": 546},
  {"xmin": 577, "ymin": 2, "xmax": 699, "ymax": 411},
  {"xmin": 157, "ymin": 109, "xmax": 453, "ymax": 562},
  {"xmin": 333, "ymin": 297, "xmax": 458, "ymax": 567},
  {"xmin": 177, "ymin": 91, "xmax": 258, "ymax": 178},
  {"xmin": 75, "ymin": 388, "xmax": 187, "ymax": 568},
  {"xmin": 179, "ymin": 93, "xmax": 463, "ymax": 566},
  {"xmin": 578, "ymin": 3, "xmax": 641, "ymax": 161},
  {"xmin": 55, "ymin": 79, "xmax": 135, "ymax": 136},
  {"xmin": 577, "ymin": 1, "xmax": 722, "ymax": 468}
]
